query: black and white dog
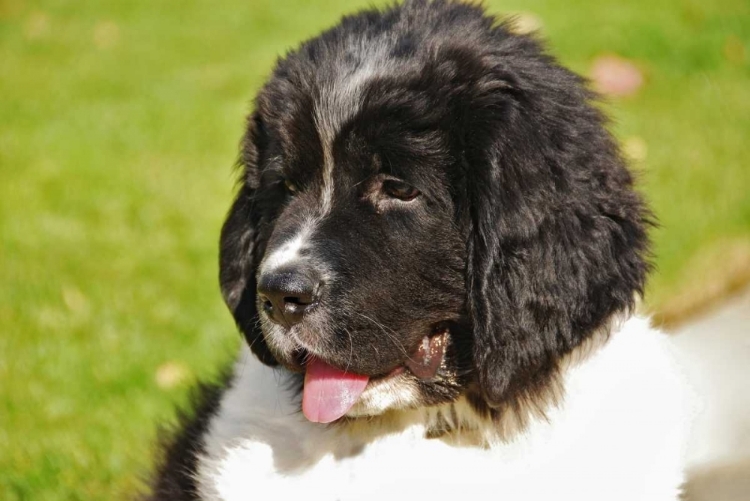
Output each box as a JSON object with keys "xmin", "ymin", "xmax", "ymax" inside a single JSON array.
[{"xmin": 147, "ymin": 1, "xmax": 692, "ymax": 499}]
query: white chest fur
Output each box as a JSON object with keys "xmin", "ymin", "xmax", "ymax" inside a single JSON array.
[{"xmin": 196, "ymin": 317, "xmax": 691, "ymax": 501}]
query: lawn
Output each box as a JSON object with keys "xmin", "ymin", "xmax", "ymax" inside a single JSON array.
[{"xmin": 0, "ymin": 0, "xmax": 748, "ymax": 498}]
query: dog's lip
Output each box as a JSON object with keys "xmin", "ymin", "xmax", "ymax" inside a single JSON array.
[
  {"xmin": 290, "ymin": 348, "xmax": 403, "ymax": 380},
  {"xmin": 289, "ymin": 328, "xmax": 449, "ymax": 382},
  {"xmin": 403, "ymin": 330, "xmax": 448, "ymax": 380}
]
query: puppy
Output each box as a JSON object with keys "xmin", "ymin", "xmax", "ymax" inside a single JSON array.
[{"xmin": 147, "ymin": 1, "xmax": 692, "ymax": 499}]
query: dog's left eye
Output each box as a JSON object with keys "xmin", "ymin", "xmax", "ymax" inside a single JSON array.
[
  {"xmin": 383, "ymin": 179, "xmax": 420, "ymax": 201},
  {"xmin": 284, "ymin": 179, "xmax": 299, "ymax": 194}
]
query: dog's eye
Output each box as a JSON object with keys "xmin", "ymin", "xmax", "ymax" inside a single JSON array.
[
  {"xmin": 383, "ymin": 179, "xmax": 420, "ymax": 201},
  {"xmin": 284, "ymin": 179, "xmax": 298, "ymax": 195}
]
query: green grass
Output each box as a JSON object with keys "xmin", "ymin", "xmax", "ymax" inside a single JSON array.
[{"xmin": 1, "ymin": 0, "xmax": 748, "ymax": 498}]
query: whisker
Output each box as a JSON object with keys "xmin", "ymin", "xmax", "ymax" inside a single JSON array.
[
  {"xmin": 343, "ymin": 327, "xmax": 354, "ymax": 374},
  {"xmin": 351, "ymin": 311, "xmax": 417, "ymax": 364}
]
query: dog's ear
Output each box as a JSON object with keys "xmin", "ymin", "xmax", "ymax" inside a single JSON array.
[
  {"xmin": 219, "ymin": 112, "xmax": 277, "ymax": 366},
  {"xmin": 458, "ymin": 43, "xmax": 651, "ymax": 407}
]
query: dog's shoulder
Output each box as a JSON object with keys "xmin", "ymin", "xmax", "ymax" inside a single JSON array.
[
  {"xmin": 182, "ymin": 317, "xmax": 691, "ymax": 501},
  {"xmin": 542, "ymin": 316, "xmax": 693, "ymax": 497},
  {"xmin": 145, "ymin": 373, "xmax": 230, "ymax": 501}
]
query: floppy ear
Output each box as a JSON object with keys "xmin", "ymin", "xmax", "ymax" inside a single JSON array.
[
  {"xmin": 460, "ymin": 44, "xmax": 651, "ymax": 408},
  {"xmin": 219, "ymin": 113, "xmax": 277, "ymax": 366}
]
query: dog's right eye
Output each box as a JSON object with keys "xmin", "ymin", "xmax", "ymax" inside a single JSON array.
[
  {"xmin": 284, "ymin": 179, "xmax": 299, "ymax": 195},
  {"xmin": 382, "ymin": 179, "xmax": 420, "ymax": 202}
]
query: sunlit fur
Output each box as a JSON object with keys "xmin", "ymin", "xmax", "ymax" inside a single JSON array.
[
  {"xmin": 185, "ymin": 317, "xmax": 691, "ymax": 501},
  {"xmin": 146, "ymin": 2, "xmax": 692, "ymax": 500}
]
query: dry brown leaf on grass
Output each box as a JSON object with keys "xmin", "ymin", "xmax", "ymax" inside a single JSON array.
[
  {"xmin": 723, "ymin": 35, "xmax": 746, "ymax": 65},
  {"xmin": 590, "ymin": 54, "xmax": 645, "ymax": 98},
  {"xmin": 508, "ymin": 12, "xmax": 543, "ymax": 35},
  {"xmin": 93, "ymin": 20, "xmax": 120, "ymax": 50},
  {"xmin": 24, "ymin": 11, "xmax": 50, "ymax": 40},
  {"xmin": 155, "ymin": 361, "xmax": 191, "ymax": 390},
  {"xmin": 623, "ymin": 136, "xmax": 648, "ymax": 163}
]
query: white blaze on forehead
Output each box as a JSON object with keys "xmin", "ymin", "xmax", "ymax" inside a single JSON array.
[
  {"xmin": 314, "ymin": 50, "xmax": 387, "ymax": 216},
  {"xmin": 260, "ymin": 222, "xmax": 314, "ymax": 273}
]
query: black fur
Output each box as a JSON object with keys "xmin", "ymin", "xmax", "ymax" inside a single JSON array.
[
  {"xmin": 220, "ymin": 0, "xmax": 650, "ymax": 407},
  {"xmin": 148, "ymin": 1, "xmax": 651, "ymax": 497},
  {"xmin": 144, "ymin": 376, "xmax": 229, "ymax": 500}
]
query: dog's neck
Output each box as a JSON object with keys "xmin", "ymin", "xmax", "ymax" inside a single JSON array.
[
  {"xmin": 199, "ymin": 315, "xmax": 636, "ymax": 486},
  {"xmin": 334, "ymin": 319, "xmax": 617, "ymax": 449},
  {"xmin": 337, "ymin": 394, "xmax": 546, "ymax": 449}
]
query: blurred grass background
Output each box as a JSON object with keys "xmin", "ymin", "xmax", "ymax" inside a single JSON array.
[{"xmin": 0, "ymin": 0, "xmax": 748, "ymax": 498}]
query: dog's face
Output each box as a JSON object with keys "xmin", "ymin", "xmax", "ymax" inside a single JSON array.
[
  {"xmin": 250, "ymin": 101, "xmax": 471, "ymax": 410},
  {"xmin": 219, "ymin": 2, "xmax": 650, "ymax": 422}
]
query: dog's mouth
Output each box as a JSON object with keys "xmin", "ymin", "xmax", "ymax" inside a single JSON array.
[{"xmin": 296, "ymin": 328, "xmax": 449, "ymax": 424}]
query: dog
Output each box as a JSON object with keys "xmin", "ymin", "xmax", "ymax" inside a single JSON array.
[{"xmin": 146, "ymin": 1, "xmax": 692, "ymax": 499}]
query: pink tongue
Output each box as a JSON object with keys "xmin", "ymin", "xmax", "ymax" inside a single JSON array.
[{"xmin": 302, "ymin": 357, "xmax": 369, "ymax": 423}]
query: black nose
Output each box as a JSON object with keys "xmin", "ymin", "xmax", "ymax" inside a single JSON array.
[{"xmin": 257, "ymin": 268, "xmax": 320, "ymax": 327}]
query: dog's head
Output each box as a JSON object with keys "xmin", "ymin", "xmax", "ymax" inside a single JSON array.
[{"xmin": 219, "ymin": 1, "xmax": 650, "ymax": 423}]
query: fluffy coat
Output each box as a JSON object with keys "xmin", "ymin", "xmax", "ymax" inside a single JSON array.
[{"xmin": 146, "ymin": 2, "xmax": 692, "ymax": 499}]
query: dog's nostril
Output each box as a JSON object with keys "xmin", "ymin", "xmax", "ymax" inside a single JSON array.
[
  {"xmin": 284, "ymin": 295, "xmax": 313, "ymax": 306},
  {"xmin": 259, "ymin": 295, "xmax": 273, "ymax": 310},
  {"xmin": 257, "ymin": 268, "xmax": 321, "ymax": 327}
]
